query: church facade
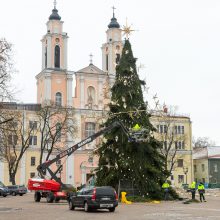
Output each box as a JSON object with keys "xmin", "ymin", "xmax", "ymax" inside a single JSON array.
[{"xmin": 0, "ymin": 4, "xmax": 193, "ymax": 188}]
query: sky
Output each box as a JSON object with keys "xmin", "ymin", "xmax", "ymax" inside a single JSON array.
[{"xmin": 0, "ymin": 0, "xmax": 220, "ymax": 144}]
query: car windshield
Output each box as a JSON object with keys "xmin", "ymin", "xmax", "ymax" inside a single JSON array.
[{"xmin": 0, "ymin": 181, "xmax": 6, "ymax": 187}]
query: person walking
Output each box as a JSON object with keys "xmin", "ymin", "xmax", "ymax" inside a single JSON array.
[
  {"xmin": 162, "ymin": 180, "xmax": 170, "ymax": 201},
  {"xmin": 190, "ymin": 181, "xmax": 196, "ymax": 200},
  {"xmin": 198, "ymin": 182, "xmax": 206, "ymax": 202}
]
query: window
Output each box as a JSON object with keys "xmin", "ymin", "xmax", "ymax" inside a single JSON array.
[
  {"xmin": 202, "ymin": 164, "xmax": 205, "ymax": 172},
  {"xmin": 175, "ymin": 141, "xmax": 185, "ymax": 150},
  {"xmin": 116, "ymin": 53, "xmax": 120, "ymax": 64},
  {"xmin": 30, "ymin": 172, "xmax": 35, "ymax": 178},
  {"xmin": 194, "ymin": 165, "xmax": 197, "ymax": 172},
  {"xmin": 56, "ymin": 160, "xmax": 61, "ymax": 166},
  {"xmin": 54, "ymin": 45, "xmax": 60, "ymax": 68},
  {"xmin": 8, "ymin": 135, "xmax": 18, "ymax": 145},
  {"xmin": 56, "ymin": 123, "xmax": 62, "ymax": 141},
  {"xmin": 45, "ymin": 47, "xmax": 47, "ymax": 68},
  {"xmin": 31, "ymin": 157, "xmax": 36, "ymax": 166},
  {"xmin": 55, "ymin": 92, "xmax": 62, "ymax": 106},
  {"xmin": 177, "ymin": 159, "xmax": 183, "ymax": 167},
  {"xmin": 29, "ymin": 136, "xmax": 37, "ymax": 146},
  {"xmin": 175, "ymin": 125, "xmax": 184, "ymax": 134},
  {"xmin": 171, "ymin": 175, "xmax": 174, "ymax": 181},
  {"xmin": 178, "ymin": 175, "xmax": 184, "ymax": 183},
  {"xmin": 106, "ymin": 54, "xmax": 108, "ymax": 71},
  {"xmin": 29, "ymin": 121, "xmax": 37, "ymax": 130},
  {"xmin": 158, "ymin": 125, "xmax": 167, "ymax": 134},
  {"xmin": 85, "ymin": 122, "xmax": 95, "ymax": 138},
  {"xmin": 202, "ymin": 178, "xmax": 205, "ymax": 183},
  {"xmin": 214, "ymin": 164, "xmax": 218, "ymax": 172}
]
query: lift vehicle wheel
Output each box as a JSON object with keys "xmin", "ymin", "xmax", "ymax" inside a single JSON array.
[
  {"xmin": 34, "ymin": 191, "xmax": 41, "ymax": 202},
  {"xmin": 55, "ymin": 197, "xmax": 60, "ymax": 203},
  {"xmin": 46, "ymin": 192, "xmax": 55, "ymax": 203}
]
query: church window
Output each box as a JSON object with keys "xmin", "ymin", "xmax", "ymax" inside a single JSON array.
[
  {"xmin": 54, "ymin": 45, "xmax": 60, "ymax": 68},
  {"xmin": 45, "ymin": 47, "xmax": 47, "ymax": 68},
  {"xmin": 106, "ymin": 54, "xmax": 108, "ymax": 71},
  {"xmin": 55, "ymin": 92, "xmax": 62, "ymax": 106},
  {"xmin": 56, "ymin": 123, "xmax": 62, "ymax": 141},
  {"xmin": 85, "ymin": 122, "xmax": 95, "ymax": 138},
  {"xmin": 116, "ymin": 53, "xmax": 120, "ymax": 64}
]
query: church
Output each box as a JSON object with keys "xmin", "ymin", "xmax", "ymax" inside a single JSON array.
[{"xmin": 0, "ymin": 2, "xmax": 193, "ymax": 188}]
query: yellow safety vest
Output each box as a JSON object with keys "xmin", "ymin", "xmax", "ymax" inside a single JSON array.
[
  {"xmin": 191, "ymin": 182, "xmax": 196, "ymax": 189},
  {"xmin": 162, "ymin": 183, "xmax": 170, "ymax": 189},
  {"xmin": 133, "ymin": 124, "xmax": 141, "ymax": 131}
]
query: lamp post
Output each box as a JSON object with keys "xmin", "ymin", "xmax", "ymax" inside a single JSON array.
[{"xmin": 183, "ymin": 167, "xmax": 188, "ymax": 184}]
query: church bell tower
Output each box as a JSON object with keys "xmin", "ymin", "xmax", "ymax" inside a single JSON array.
[
  {"xmin": 101, "ymin": 8, "xmax": 123, "ymax": 75},
  {"xmin": 36, "ymin": 1, "xmax": 73, "ymax": 107}
]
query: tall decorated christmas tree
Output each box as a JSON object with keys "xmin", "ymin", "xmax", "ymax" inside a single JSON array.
[{"xmin": 95, "ymin": 39, "xmax": 167, "ymax": 198}]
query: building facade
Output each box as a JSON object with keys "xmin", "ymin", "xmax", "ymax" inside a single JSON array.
[{"xmin": 0, "ymin": 3, "xmax": 192, "ymax": 188}]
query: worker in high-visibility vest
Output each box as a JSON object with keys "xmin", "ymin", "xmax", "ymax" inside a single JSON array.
[
  {"xmin": 190, "ymin": 181, "xmax": 196, "ymax": 200},
  {"xmin": 198, "ymin": 182, "xmax": 206, "ymax": 202},
  {"xmin": 162, "ymin": 180, "xmax": 170, "ymax": 201},
  {"xmin": 132, "ymin": 123, "xmax": 141, "ymax": 131}
]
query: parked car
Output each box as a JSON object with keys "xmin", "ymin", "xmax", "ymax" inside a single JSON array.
[
  {"xmin": 0, "ymin": 182, "xmax": 9, "ymax": 197},
  {"xmin": 7, "ymin": 185, "xmax": 27, "ymax": 196},
  {"xmin": 69, "ymin": 186, "xmax": 118, "ymax": 212}
]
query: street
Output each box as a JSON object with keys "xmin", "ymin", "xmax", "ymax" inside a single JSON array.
[{"xmin": 1, "ymin": 193, "xmax": 220, "ymax": 220}]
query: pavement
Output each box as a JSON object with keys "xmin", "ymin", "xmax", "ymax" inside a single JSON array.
[{"xmin": 0, "ymin": 193, "xmax": 220, "ymax": 220}]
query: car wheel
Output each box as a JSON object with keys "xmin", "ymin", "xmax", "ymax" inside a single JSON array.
[
  {"xmin": 69, "ymin": 201, "xmax": 75, "ymax": 210},
  {"xmin": 19, "ymin": 194, "xmax": 23, "ymax": 196},
  {"xmin": 12, "ymin": 192, "xmax": 16, "ymax": 196},
  {"xmin": 3, "ymin": 194, "xmax": 7, "ymax": 197},
  {"xmin": 84, "ymin": 202, "xmax": 90, "ymax": 212},
  {"xmin": 34, "ymin": 191, "xmax": 41, "ymax": 202},
  {"xmin": 109, "ymin": 207, "xmax": 115, "ymax": 212},
  {"xmin": 46, "ymin": 192, "xmax": 54, "ymax": 203}
]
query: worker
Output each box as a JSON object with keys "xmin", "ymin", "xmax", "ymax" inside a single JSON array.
[
  {"xmin": 198, "ymin": 182, "xmax": 206, "ymax": 202},
  {"xmin": 132, "ymin": 123, "xmax": 141, "ymax": 131},
  {"xmin": 190, "ymin": 181, "xmax": 196, "ymax": 200},
  {"xmin": 162, "ymin": 180, "xmax": 170, "ymax": 201}
]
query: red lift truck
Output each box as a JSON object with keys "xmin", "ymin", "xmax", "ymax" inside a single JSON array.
[{"xmin": 28, "ymin": 121, "xmax": 139, "ymax": 203}]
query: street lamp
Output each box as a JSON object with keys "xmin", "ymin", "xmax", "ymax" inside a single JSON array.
[{"xmin": 183, "ymin": 167, "xmax": 188, "ymax": 184}]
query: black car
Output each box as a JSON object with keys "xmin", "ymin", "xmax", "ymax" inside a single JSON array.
[
  {"xmin": 69, "ymin": 186, "xmax": 118, "ymax": 212},
  {"xmin": 7, "ymin": 185, "xmax": 27, "ymax": 196},
  {"xmin": 0, "ymin": 182, "xmax": 9, "ymax": 197}
]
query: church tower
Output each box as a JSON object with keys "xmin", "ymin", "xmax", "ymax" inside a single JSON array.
[
  {"xmin": 101, "ymin": 8, "xmax": 123, "ymax": 75},
  {"xmin": 36, "ymin": 2, "xmax": 73, "ymax": 107}
]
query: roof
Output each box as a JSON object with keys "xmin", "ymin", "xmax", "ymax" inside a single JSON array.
[
  {"xmin": 49, "ymin": 8, "xmax": 61, "ymax": 21},
  {"xmin": 193, "ymin": 146, "xmax": 220, "ymax": 159},
  {"xmin": 76, "ymin": 64, "xmax": 105, "ymax": 75}
]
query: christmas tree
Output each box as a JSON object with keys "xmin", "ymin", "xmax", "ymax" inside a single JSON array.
[{"xmin": 95, "ymin": 39, "xmax": 167, "ymax": 198}]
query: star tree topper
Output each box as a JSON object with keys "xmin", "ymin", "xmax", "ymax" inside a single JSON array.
[{"xmin": 122, "ymin": 18, "xmax": 135, "ymax": 39}]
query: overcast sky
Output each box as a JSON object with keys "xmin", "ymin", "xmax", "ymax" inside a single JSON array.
[{"xmin": 1, "ymin": 0, "xmax": 220, "ymax": 144}]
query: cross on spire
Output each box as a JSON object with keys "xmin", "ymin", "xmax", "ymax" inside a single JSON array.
[
  {"xmin": 112, "ymin": 6, "xmax": 116, "ymax": 18},
  {"xmin": 89, "ymin": 53, "xmax": 93, "ymax": 65},
  {"xmin": 54, "ymin": 0, "xmax": 57, "ymax": 9}
]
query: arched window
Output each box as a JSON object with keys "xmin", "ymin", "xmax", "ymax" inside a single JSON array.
[
  {"xmin": 55, "ymin": 92, "xmax": 62, "ymax": 106},
  {"xmin": 54, "ymin": 45, "xmax": 60, "ymax": 68},
  {"xmin": 56, "ymin": 123, "xmax": 62, "ymax": 141},
  {"xmin": 85, "ymin": 122, "xmax": 95, "ymax": 138},
  {"xmin": 45, "ymin": 47, "xmax": 47, "ymax": 68}
]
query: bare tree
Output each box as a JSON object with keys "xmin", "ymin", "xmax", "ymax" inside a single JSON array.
[
  {"xmin": 0, "ymin": 38, "xmax": 15, "ymax": 101},
  {"xmin": 153, "ymin": 106, "xmax": 187, "ymax": 176},
  {"xmin": 37, "ymin": 104, "xmax": 77, "ymax": 168},
  {"xmin": 193, "ymin": 136, "xmax": 216, "ymax": 148},
  {"xmin": 0, "ymin": 110, "xmax": 36, "ymax": 185}
]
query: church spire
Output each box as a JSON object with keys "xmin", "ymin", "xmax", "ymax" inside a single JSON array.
[
  {"xmin": 49, "ymin": 0, "xmax": 61, "ymax": 20},
  {"xmin": 108, "ymin": 6, "xmax": 120, "ymax": 29}
]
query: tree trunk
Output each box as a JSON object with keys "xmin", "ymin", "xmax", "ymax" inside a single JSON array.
[{"xmin": 9, "ymin": 172, "xmax": 16, "ymax": 185}]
